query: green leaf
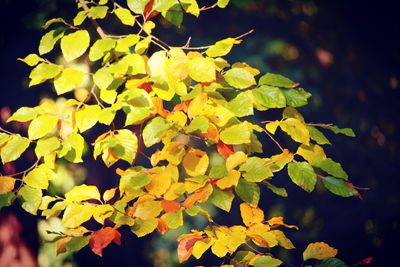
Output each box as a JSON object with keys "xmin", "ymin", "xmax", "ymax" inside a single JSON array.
[
  {"xmin": 217, "ymin": 0, "xmax": 230, "ymax": 8},
  {"xmin": 259, "ymin": 73, "xmax": 295, "ymax": 88},
  {"xmin": 1, "ymin": 135, "xmax": 30, "ymax": 164},
  {"xmin": 265, "ymin": 183, "xmax": 288, "ymax": 197},
  {"xmin": 28, "ymin": 115, "xmax": 58, "ymax": 140},
  {"xmin": 235, "ymin": 179, "xmax": 260, "ymax": 207},
  {"xmin": 143, "ymin": 117, "xmax": 171, "ymax": 147},
  {"xmin": 127, "ymin": 0, "xmax": 149, "ymax": 14},
  {"xmin": 63, "ymin": 133, "xmax": 85, "ymax": 163},
  {"xmin": 188, "ymin": 56, "xmax": 216, "ymax": 82},
  {"xmin": 180, "ymin": 84, "xmax": 201, "ymax": 101},
  {"xmin": 39, "ymin": 28, "xmax": 65, "ymax": 55},
  {"xmin": 287, "ymin": 162, "xmax": 317, "ymax": 193},
  {"xmin": 322, "ymin": 177, "xmax": 357, "ymax": 197},
  {"xmin": 17, "ymin": 185, "xmax": 42, "ymax": 215},
  {"xmin": 280, "ymin": 118, "xmax": 310, "ymax": 145},
  {"xmin": 281, "ymin": 88, "xmax": 311, "ymax": 107},
  {"xmin": 252, "ymin": 86, "xmax": 286, "ymax": 108},
  {"xmin": 115, "ymin": 8, "xmax": 135, "ymax": 26},
  {"xmin": 314, "ymin": 257, "xmax": 346, "ymax": 267},
  {"xmin": 128, "ymin": 173, "xmax": 152, "ymax": 188},
  {"xmin": 24, "ymin": 165, "xmax": 56, "ymax": 189},
  {"xmin": 131, "ymin": 218, "xmax": 158, "ymax": 237},
  {"xmin": 29, "ymin": 63, "xmax": 62, "ymax": 87},
  {"xmin": 66, "ymin": 236, "xmax": 91, "ymax": 253},
  {"xmin": 209, "ymin": 187, "xmax": 234, "ymax": 212},
  {"xmin": 163, "ymin": 210, "xmax": 183, "ymax": 229},
  {"xmin": 185, "ymin": 116, "xmax": 209, "ymax": 133},
  {"xmin": 323, "ymin": 125, "xmax": 356, "ymax": 137},
  {"xmin": 227, "ymin": 91, "xmax": 254, "ymax": 117},
  {"xmin": 61, "ymin": 203, "xmax": 96, "ymax": 228},
  {"xmin": 239, "ymin": 157, "xmax": 273, "ymax": 182},
  {"xmin": 232, "ymin": 251, "xmax": 255, "ymax": 267},
  {"xmin": 60, "ymin": 30, "xmax": 90, "ymax": 62},
  {"xmin": 75, "ymin": 105, "xmax": 101, "ymax": 133},
  {"xmin": 152, "ymin": 80, "xmax": 175, "ymax": 101},
  {"xmin": 205, "ymin": 38, "xmax": 239, "ymax": 57},
  {"xmin": 162, "ymin": 4, "xmax": 183, "ymax": 27},
  {"xmin": 93, "ymin": 68, "xmax": 113, "ymax": 90},
  {"xmin": 65, "ymin": 184, "xmax": 101, "ymax": 202},
  {"xmin": 18, "ymin": 54, "xmax": 42, "ymax": 66},
  {"xmin": 306, "ymin": 126, "xmax": 331, "ymax": 145},
  {"xmin": 7, "ymin": 107, "xmax": 38, "ymax": 123},
  {"xmin": 209, "ymin": 164, "xmax": 229, "ymax": 179},
  {"xmin": 115, "ymin": 34, "xmax": 140, "ymax": 53},
  {"xmin": 54, "ymin": 68, "xmax": 84, "ymax": 95},
  {"xmin": 89, "ymin": 38, "xmax": 117, "ymax": 61},
  {"xmin": 111, "ymin": 129, "xmax": 138, "ymax": 164},
  {"xmin": 123, "ymin": 106, "xmax": 150, "ymax": 125},
  {"xmin": 88, "ymin": 6, "xmax": 108, "ymax": 19},
  {"xmin": 252, "ymin": 255, "xmax": 283, "ymax": 267},
  {"xmin": 224, "ymin": 68, "xmax": 256, "ymax": 89},
  {"xmin": 313, "ymin": 158, "xmax": 348, "ymax": 180},
  {"xmin": 73, "ymin": 10, "xmax": 88, "ymax": 26},
  {"xmin": 0, "ymin": 192, "xmax": 16, "ymax": 211},
  {"xmin": 220, "ymin": 123, "xmax": 251, "ymax": 145}
]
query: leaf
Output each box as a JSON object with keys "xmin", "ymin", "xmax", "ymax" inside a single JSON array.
[
  {"xmin": 89, "ymin": 6, "xmax": 109, "ymax": 19},
  {"xmin": 182, "ymin": 148, "xmax": 209, "ymax": 177},
  {"xmin": 73, "ymin": 10, "xmax": 89, "ymax": 26},
  {"xmin": 322, "ymin": 177, "xmax": 358, "ymax": 197},
  {"xmin": 127, "ymin": 0, "xmax": 149, "ymax": 14},
  {"xmin": 131, "ymin": 198, "xmax": 162, "ymax": 219},
  {"xmin": 314, "ymin": 257, "xmax": 346, "ymax": 267},
  {"xmin": 42, "ymin": 17, "xmax": 66, "ymax": 29},
  {"xmin": 89, "ymin": 227, "xmax": 121, "ymax": 256},
  {"xmin": 215, "ymin": 170, "xmax": 241, "ymax": 189},
  {"xmin": 313, "ymin": 158, "xmax": 348, "ymax": 179},
  {"xmin": 66, "ymin": 236, "xmax": 91, "ymax": 253},
  {"xmin": 17, "ymin": 185, "xmax": 42, "ymax": 215},
  {"xmin": 177, "ymin": 234, "xmax": 203, "ymax": 262},
  {"xmin": 65, "ymin": 185, "xmax": 101, "ymax": 202},
  {"xmin": 7, "ymin": 107, "xmax": 38, "ymax": 123},
  {"xmin": 209, "ymin": 164, "xmax": 228, "ymax": 179},
  {"xmin": 61, "ymin": 203, "xmax": 96, "ymax": 228},
  {"xmin": 265, "ymin": 183, "xmax": 288, "ymax": 197},
  {"xmin": 270, "ymin": 230, "xmax": 295, "ymax": 249},
  {"xmin": 54, "ymin": 68, "xmax": 84, "ymax": 95},
  {"xmin": 39, "ymin": 28, "xmax": 65, "ymax": 55},
  {"xmin": 185, "ymin": 116, "xmax": 209, "ymax": 133},
  {"xmin": 306, "ymin": 126, "xmax": 331, "ymax": 145},
  {"xmin": 226, "ymin": 151, "xmax": 247, "ymax": 171},
  {"xmin": 252, "ymin": 85, "xmax": 286, "ymax": 108},
  {"xmin": 224, "ymin": 68, "xmax": 256, "ymax": 89},
  {"xmin": 162, "ymin": 209, "xmax": 183, "ymax": 229},
  {"xmin": 24, "ymin": 165, "xmax": 56, "ymax": 189},
  {"xmin": 187, "ymin": 56, "xmax": 216, "ymax": 82},
  {"xmin": 220, "ymin": 123, "xmax": 251, "ymax": 145},
  {"xmin": 1, "ymin": 135, "xmax": 30, "ymax": 164},
  {"xmin": 89, "ymin": 38, "xmax": 117, "ymax": 61},
  {"xmin": 303, "ymin": 242, "xmax": 338, "ymax": 261},
  {"xmin": 18, "ymin": 54, "xmax": 42, "ymax": 66},
  {"xmin": 142, "ymin": 116, "xmax": 171, "ymax": 147},
  {"xmin": 240, "ymin": 203, "xmax": 264, "ymax": 227},
  {"xmin": 115, "ymin": 8, "xmax": 135, "ymax": 26},
  {"xmin": 281, "ymin": 88, "xmax": 311, "ymax": 107},
  {"xmin": 217, "ymin": 0, "xmax": 230, "ymax": 8},
  {"xmin": 162, "ymin": 4, "xmax": 183, "ymax": 27},
  {"xmin": 280, "ymin": 118, "xmax": 310, "ymax": 145},
  {"xmin": 0, "ymin": 192, "xmax": 16, "ymax": 211},
  {"xmin": 246, "ymin": 223, "xmax": 278, "ymax": 248},
  {"xmin": 75, "ymin": 105, "xmax": 101, "ymax": 133},
  {"xmin": 235, "ymin": 179, "xmax": 260, "ymax": 207},
  {"xmin": 227, "ymin": 91, "xmax": 254, "ymax": 117},
  {"xmin": 287, "ymin": 162, "xmax": 317, "ymax": 192},
  {"xmin": 29, "ymin": 63, "xmax": 62, "ymax": 87},
  {"xmin": 93, "ymin": 204, "xmax": 114, "ymax": 224},
  {"xmin": 183, "ymin": 183, "xmax": 213, "ymax": 208},
  {"xmin": 0, "ymin": 177, "xmax": 16, "ymax": 194},
  {"xmin": 28, "ymin": 115, "xmax": 58, "ymax": 140},
  {"xmin": 323, "ymin": 125, "xmax": 356, "ymax": 137},
  {"xmin": 145, "ymin": 171, "xmax": 171, "ymax": 197},
  {"xmin": 239, "ymin": 157, "xmax": 273, "ymax": 182},
  {"xmin": 161, "ymin": 199, "xmax": 180, "ymax": 213},
  {"xmin": 115, "ymin": 34, "xmax": 140, "ymax": 53},
  {"xmin": 206, "ymin": 38, "xmax": 240, "ymax": 57},
  {"xmin": 209, "ymin": 187, "xmax": 234, "ymax": 212},
  {"xmin": 103, "ymin": 188, "xmax": 117, "ymax": 202},
  {"xmin": 232, "ymin": 251, "xmax": 256, "ymax": 267},
  {"xmin": 296, "ymin": 144, "xmax": 326, "ymax": 164},
  {"xmin": 252, "ymin": 255, "xmax": 283, "ymax": 267},
  {"xmin": 259, "ymin": 73, "xmax": 295, "ymax": 88},
  {"xmin": 193, "ymin": 238, "xmax": 215, "ymax": 259},
  {"xmin": 35, "ymin": 136, "xmax": 60, "ymax": 158},
  {"xmin": 62, "ymin": 133, "xmax": 85, "ymax": 163},
  {"xmin": 131, "ymin": 218, "xmax": 158, "ymax": 237},
  {"xmin": 93, "ymin": 68, "xmax": 113, "ymax": 90},
  {"xmin": 60, "ymin": 30, "xmax": 90, "ymax": 62},
  {"xmin": 265, "ymin": 121, "xmax": 280, "ymax": 134}
]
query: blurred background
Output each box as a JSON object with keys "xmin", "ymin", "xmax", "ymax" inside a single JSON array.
[{"xmin": 0, "ymin": 0, "xmax": 399, "ymax": 266}]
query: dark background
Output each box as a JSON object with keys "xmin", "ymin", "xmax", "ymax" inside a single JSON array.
[{"xmin": 0, "ymin": 0, "xmax": 399, "ymax": 266}]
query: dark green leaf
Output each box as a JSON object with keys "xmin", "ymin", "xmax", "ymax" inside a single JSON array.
[
  {"xmin": 323, "ymin": 125, "xmax": 355, "ymax": 137},
  {"xmin": 235, "ymin": 179, "xmax": 260, "ymax": 207},
  {"xmin": 313, "ymin": 158, "xmax": 348, "ymax": 180},
  {"xmin": 209, "ymin": 187, "xmax": 234, "ymax": 212},
  {"xmin": 252, "ymin": 85, "xmax": 286, "ymax": 108},
  {"xmin": 315, "ymin": 257, "xmax": 347, "ymax": 267},
  {"xmin": 287, "ymin": 162, "xmax": 317, "ymax": 193},
  {"xmin": 306, "ymin": 125, "xmax": 331, "ymax": 145},
  {"xmin": 209, "ymin": 164, "xmax": 228, "ymax": 179},
  {"xmin": 66, "ymin": 236, "xmax": 91, "ymax": 253},
  {"xmin": 0, "ymin": 193, "xmax": 16, "ymax": 211},
  {"xmin": 322, "ymin": 177, "xmax": 357, "ymax": 197}
]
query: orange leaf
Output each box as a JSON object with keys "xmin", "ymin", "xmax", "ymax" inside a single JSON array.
[
  {"xmin": 173, "ymin": 100, "xmax": 191, "ymax": 113},
  {"xmin": 183, "ymin": 184, "xmax": 213, "ymax": 209},
  {"xmin": 346, "ymin": 182, "xmax": 363, "ymax": 200},
  {"xmin": 240, "ymin": 203, "xmax": 264, "ymax": 227},
  {"xmin": 89, "ymin": 227, "xmax": 121, "ymax": 257},
  {"xmin": 157, "ymin": 218, "xmax": 169, "ymax": 235},
  {"xmin": 0, "ymin": 176, "xmax": 16, "ymax": 194},
  {"xmin": 247, "ymin": 234, "xmax": 270, "ymax": 248},
  {"xmin": 177, "ymin": 235, "xmax": 203, "ymax": 263},
  {"xmin": 152, "ymin": 97, "xmax": 169, "ymax": 118},
  {"xmin": 197, "ymin": 123, "xmax": 219, "ymax": 143},
  {"xmin": 267, "ymin": 216, "xmax": 299, "ymax": 230},
  {"xmin": 217, "ymin": 140, "xmax": 234, "ymax": 158},
  {"xmin": 161, "ymin": 199, "xmax": 181, "ymax": 213}
]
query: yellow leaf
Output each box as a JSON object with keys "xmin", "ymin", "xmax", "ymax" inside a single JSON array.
[
  {"xmin": 103, "ymin": 188, "xmax": 117, "ymax": 202},
  {"xmin": 303, "ymin": 242, "xmax": 338, "ymax": 261},
  {"xmin": 164, "ymin": 182, "xmax": 185, "ymax": 200},
  {"xmin": 185, "ymin": 176, "xmax": 208, "ymax": 194},
  {"xmin": 182, "ymin": 148, "xmax": 209, "ymax": 177},
  {"xmin": 296, "ymin": 144, "xmax": 327, "ymax": 164},
  {"xmin": 193, "ymin": 238, "xmax": 215, "ymax": 259},
  {"xmin": 279, "ymin": 118, "xmax": 310, "ymax": 145},
  {"xmin": 0, "ymin": 176, "xmax": 16, "ymax": 194},
  {"xmin": 215, "ymin": 170, "xmax": 240, "ymax": 189},
  {"xmin": 211, "ymin": 225, "xmax": 246, "ymax": 257},
  {"xmin": 131, "ymin": 218, "xmax": 158, "ymax": 237},
  {"xmin": 265, "ymin": 120, "xmax": 280, "ymax": 134},
  {"xmin": 265, "ymin": 149, "xmax": 294, "ymax": 172},
  {"xmin": 232, "ymin": 62, "xmax": 260, "ymax": 76},
  {"xmin": 145, "ymin": 169, "xmax": 171, "ymax": 197},
  {"xmin": 61, "ymin": 203, "xmax": 96, "ymax": 228},
  {"xmin": 75, "ymin": 105, "xmax": 101, "ymax": 133},
  {"xmin": 93, "ymin": 204, "xmax": 114, "ymax": 224},
  {"xmin": 246, "ymin": 223, "xmax": 278, "ymax": 248},
  {"xmin": 187, "ymin": 56, "xmax": 216, "ymax": 82},
  {"xmin": 188, "ymin": 92, "xmax": 208, "ymax": 119},
  {"xmin": 166, "ymin": 111, "xmax": 187, "ymax": 128},
  {"xmin": 240, "ymin": 203, "xmax": 265, "ymax": 227},
  {"xmin": 226, "ymin": 151, "xmax": 247, "ymax": 170},
  {"xmin": 65, "ymin": 184, "xmax": 101, "ymax": 202},
  {"xmin": 143, "ymin": 21, "xmax": 155, "ymax": 34},
  {"xmin": 201, "ymin": 101, "xmax": 234, "ymax": 127},
  {"xmin": 267, "ymin": 217, "xmax": 299, "ymax": 230},
  {"xmin": 132, "ymin": 199, "xmax": 162, "ymax": 219},
  {"xmin": 54, "ymin": 68, "xmax": 84, "ymax": 95},
  {"xmin": 270, "ymin": 230, "xmax": 295, "ymax": 249}
]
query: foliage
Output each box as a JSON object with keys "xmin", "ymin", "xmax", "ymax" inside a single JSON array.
[{"xmin": 0, "ymin": 0, "xmax": 366, "ymax": 266}]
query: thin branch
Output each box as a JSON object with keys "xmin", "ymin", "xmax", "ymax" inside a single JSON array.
[{"xmin": 263, "ymin": 129, "xmax": 284, "ymax": 152}]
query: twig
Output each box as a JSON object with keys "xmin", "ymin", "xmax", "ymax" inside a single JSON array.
[{"xmin": 262, "ymin": 129, "xmax": 284, "ymax": 152}]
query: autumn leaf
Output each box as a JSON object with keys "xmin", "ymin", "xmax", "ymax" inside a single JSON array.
[
  {"xmin": 177, "ymin": 234, "xmax": 204, "ymax": 263},
  {"xmin": 303, "ymin": 242, "xmax": 338, "ymax": 261},
  {"xmin": 183, "ymin": 183, "xmax": 213, "ymax": 209},
  {"xmin": 89, "ymin": 227, "xmax": 121, "ymax": 257},
  {"xmin": 161, "ymin": 199, "xmax": 181, "ymax": 213},
  {"xmin": 217, "ymin": 140, "xmax": 234, "ymax": 158},
  {"xmin": 240, "ymin": 203, "xmax": 264, "ymax": 227}
]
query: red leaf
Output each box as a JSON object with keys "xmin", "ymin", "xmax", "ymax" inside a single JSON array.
[
  {"xmin": 177, "ymin": 235, "xmax": 203, "ymax": 263},
  {"xmin": 161, "ymin": 199, "xmax": 181, "ymax": 213},
  {"xmin": 89, "ymin": 227, "xmax": 121, "ymax": 257},
  {"xmin": 354, "ymin": 257, "xmax": 373, "ymax": 265},
  {"xmin": 346, "ymin": 182, "xmax": 363, "ymax": 200},
  {"xmin": 139, "ymin": 82, "xmax": 153, "ymax": 93},
  {"xmin": 157, "ymin": 218, "xmax": 169, "ymax": 235},
  {"xmin": 143, "ymin": 0, "xmax": 154, "ymax": 18},
  {"xmin": 217, "ymin": 140, "xmax": 234, "ymax": 158}
]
